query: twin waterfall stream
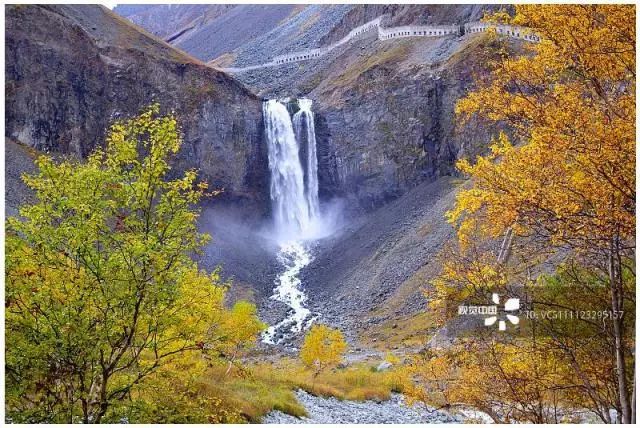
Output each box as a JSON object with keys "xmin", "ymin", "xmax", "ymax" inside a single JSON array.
[{"xmin": 262, "ymin": 99, "xmax": 321, "ymax": 344}]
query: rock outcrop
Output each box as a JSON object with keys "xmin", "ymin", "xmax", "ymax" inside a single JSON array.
[
  {"xmin": 231, "ymin": 32, "xmax": 503, "ymax": 210},
  {"xmin": 5, "ymin": 4, "xmax": 268, "ymax": 211},
  {"xmin": 310, "ymin": 35, "xmax": 503, "ymax": 209}
]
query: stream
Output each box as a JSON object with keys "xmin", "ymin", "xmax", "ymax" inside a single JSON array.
[{"xmin": 262, "ymin": 241, "xmax": 316, "ymax": 344}]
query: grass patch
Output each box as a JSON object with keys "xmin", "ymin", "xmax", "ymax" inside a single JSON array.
[
  {"xmin": 208, "ymin": 52, "xmax": 237, "ymax": 68},
  {"xmin": 417, "ymin": 221, "xmax": 434, "ymax": 238},
  {"xmin": 300, "ymin": 72, "xmax": 325, "ymax": 92},
  {"xmin": 248, "ymin": 359, "xmax": 408, "ymax": 403},
  {"xmin": 198, "ymin": 362, "xmax": 307, "ymax": 422},
  {"xmin": 145, "ymin": 357, "xmax": 410, "ymax": 422},
  {"xmin": 360, "ymin": 311, "xmax": 437, "ymax": 350},
  {"xmin": 331, "ymin": 42, "xmax": 410, "ymax": 89}
]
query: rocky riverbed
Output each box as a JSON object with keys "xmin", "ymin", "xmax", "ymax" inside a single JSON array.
[{"xmin": 263, "ymin": 390, "xmax": 462, "ymax": 424}]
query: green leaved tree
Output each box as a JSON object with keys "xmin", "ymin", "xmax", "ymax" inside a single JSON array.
[{"xmin": 5, "ymin": 105, "xmax": 259, "ymax": 423}]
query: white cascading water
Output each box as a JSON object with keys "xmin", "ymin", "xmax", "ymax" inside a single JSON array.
[
  {"xmin": 262, "ymin": 99, "xmax": 320, "ymax": 344},
  {"xmin": 264, "ymin": 99, "xmax": 312, "ymax": 239},
  {"xmin": 293, "ymin": 98, "xmax": 320, "ymax": 221}
]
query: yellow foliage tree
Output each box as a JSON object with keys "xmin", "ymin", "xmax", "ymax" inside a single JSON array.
[
  {"xmin": 5, "ymin": 105, "xmax": 264, "ymax": 423},
  {"xmin": 444, "ymin": 5, "xmax": 635, "ymax": 422},
  {"xmin": 215, "ymin": 301, "xmax": 267, "ymax": 376},
  {"xmin": 406, "ymin": 340, "xmax": 585, "ymax": 423},
  {"xmin": 300, "ymin": 325, "xmax": 347, "ymax": 378}
]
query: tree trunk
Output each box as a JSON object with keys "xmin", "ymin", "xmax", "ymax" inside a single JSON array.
[
  {"xmin": 93, "ymin": 370, "xmax": 110, "ymax": 424},
  {"xmin": 225, "ymin": 359, "xmax": 234, "ymax": 377},
  {"xmin": 608, "ymin": 242, "xmax": 631, "ymax": 424},
  {"xmin": 631, "ymin": 374, "xmax": 636, "ymax": 424}
]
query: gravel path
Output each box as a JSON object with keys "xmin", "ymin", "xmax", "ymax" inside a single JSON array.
[{"xmin": 263, "ymin": 390, "xmax": 461, "ymax": 424}]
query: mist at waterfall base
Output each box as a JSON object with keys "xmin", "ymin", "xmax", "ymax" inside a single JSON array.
[{"xmin": 261, "ymin": 98, "xmax": 340, "ymax": 344}]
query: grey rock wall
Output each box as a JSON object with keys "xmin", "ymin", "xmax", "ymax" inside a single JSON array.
[
  {"xmin": 310, "ymin": 38, "xmax": 499, "ymax": 211},
  {"xmin": 5, "ymin": 4, "xmax": 269, "ymax": 212}
]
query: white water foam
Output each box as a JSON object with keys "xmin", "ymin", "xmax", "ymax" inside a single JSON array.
[
  {"xmin": 293, "ymin": 98, "xmax": 320, "ymax": 221},
  {"xmin": 262, "ymin": 242, "xmax": 317, "ymax": 344}
]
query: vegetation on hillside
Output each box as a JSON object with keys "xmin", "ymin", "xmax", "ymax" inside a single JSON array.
[{"xmin": 409, "ymin": 5, "xmax": 636, "ymax": 423}]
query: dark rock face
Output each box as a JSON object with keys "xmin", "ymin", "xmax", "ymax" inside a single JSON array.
[
  {"xmin": 219, "ymin": 12, "xmax": 503, "ymax": 213},
  {"xmin": 108, "ymin": 3, "xmax": 507, "ymax": 212},
  {"xmin": 308, "ymin": 37, "xmax": 499, "ymax": 211},
  {"xmin": 314, "ymin": 74, "xmax": 461, "ymax": 210},
  {"xmin": 5, "ymin": 4, "xmax": 268, "ymax": 212}
]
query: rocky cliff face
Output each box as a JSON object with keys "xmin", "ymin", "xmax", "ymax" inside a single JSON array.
[
  {"xmin": 310, "ymin": 35, "xmax": 503, "ymax": 210},
  {"xmin": 114, "ymin": 4, "xmax": 506, "ymax": 211},
  {"xmin": 5, "ymin": 4, "xmax": 268, "ymax": 211}
]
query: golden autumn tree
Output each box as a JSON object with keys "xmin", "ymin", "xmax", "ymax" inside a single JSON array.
[
  {"xmin": 443, "ymin": 4, "xmax": 635, "ymax": 423},
  {"xmin": 215, "ymin": 301, "xmax": 267, "ymax": 376},
  {"xmin": 300, "ymin": 325, "xmax": 347, "ymax": 378},
  {"xmin": 406, "ymin": 339, "xmax": 590, "ymax": 423},
  {"xmin": 5, "ymin": 105, "xmax": 264, "ymax": 423},
  {"xmin": 413, "ymin": 261, "xmax": 628, "ymax": 422}
]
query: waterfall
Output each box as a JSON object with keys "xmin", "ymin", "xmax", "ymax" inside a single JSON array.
[
  {"xmin": 293, "ymin": 98, "xmax": 320, "ymax": 221},
  {"xmin": 264, "ymin": 99, "xmax": 312, "ymax": 240},
  {"xmin": 262, "ymin": 98, "xmax": 321, "ymax": 344},
  {"xmin": 263, "ymin": 98, "xmax": 321, "ymax": 241}
]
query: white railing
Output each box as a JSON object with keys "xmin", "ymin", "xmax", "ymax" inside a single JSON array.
[
  {"xmin": 464, "ymin": 22, "xmax": 541, "ymax": 42},
  {"xmin": 378, "ymin": 24, "xmax": 458, "ymax": 40},
  {"xmin": 273, "ymin": 16, "xmax": 383, "ymax": 65},
  {"xmin": 216, "ymin": 17, "xmax": 540, "ymax": 73}
]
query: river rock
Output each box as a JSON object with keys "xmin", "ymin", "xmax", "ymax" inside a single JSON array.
[
  {"xmin": 263, "ymin": 390, "xmax": 461, "ymax": 424},
  {"xmin": 376, "ymin": 361, "xmax": 393, "ymax": 371}
]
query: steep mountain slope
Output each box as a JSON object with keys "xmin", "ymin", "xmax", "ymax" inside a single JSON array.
[
  {"xmin": 192, "ymin": 4, "xmax": 505, "ymax": 210},
  {"xmin": 231, "ymin": 32, "xmax": 505, "ymax": 210},
  {"xmin": 114, "ymin": 4, "xmax": 235, "ymax": 41},
  {"xmin": 318, "ymin": 4, "xmax": 498, "ymax": 44},
  {"xmin": 6, "ymin": 4, "xmax": 268, "ymax": 212},
  {"xmin": 185, "ymin": 4, "xmax": 514, "ymax": 337},
  {"xmin": 305, "ymin": 177, "xmax": 461, "ymax": 340},
  {"xmin": 106, "ymin": 5, "xmax": 512, "ymax": 328},
  {"xmin": 225, "ymin": 4, "xmax": 354, "ymax": 67},
  {"xmin": 114, "ymin": 4, "xmax": 298, "ymax": 62},
  {"xmin": 109, "ymin": 4, "xmax": 511, "ymax": 211},
  {"xmin": 176, "ymin": 4, "xmax": 298, "ymax": 62}
]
